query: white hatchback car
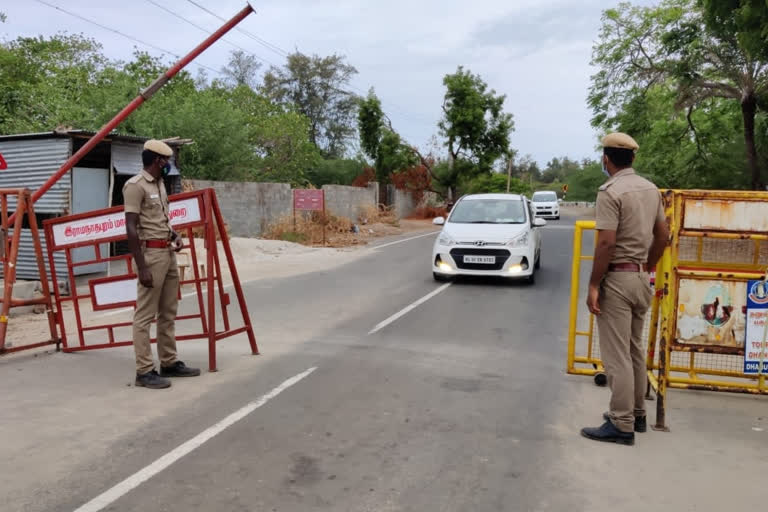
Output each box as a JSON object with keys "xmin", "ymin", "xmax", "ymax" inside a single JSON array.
[
  {"xmin": 431, "ymin": 194, "xmax": 545, "ymax": 284},
  {"xmin": 531, "ymin": 190, "xmax": 560, "ymax": 220}
]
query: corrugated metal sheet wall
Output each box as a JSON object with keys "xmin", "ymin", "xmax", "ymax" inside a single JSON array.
[
  {"xmin": 112, "ymin": 141, "xmax": 142, "ymax": 175},
  {"xmin": 0, "ymin": 137, "xmax": 72, "ymax": 213},
  {"xmin": 6, "ymin": 231, "xmax": 68, "ymax": 281},
  {"xmin": 0, "ymin": 137, "xmax": 71, "ymax": 280}
]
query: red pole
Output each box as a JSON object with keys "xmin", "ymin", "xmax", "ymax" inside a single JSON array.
[
  {"xmin": 9, "ymin": 4, "xmax": 255, "ymax": 225},
  {"xmin": 205, "ymin": 191, "xmax": 217, "ymax": 372}
]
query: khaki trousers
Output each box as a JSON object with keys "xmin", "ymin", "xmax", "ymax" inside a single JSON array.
[
  {"xmin": 596, "ymin": 271, "xmax": 653, "ymax": 433},
  {"xmin": 133, "ymin": 247, "xmax": 179, "ymax": 374}
]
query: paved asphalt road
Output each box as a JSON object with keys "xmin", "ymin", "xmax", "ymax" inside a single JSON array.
[
  {"xmin": 52, "ymin": 215, "xmax": 580, "ymax": 512},
  {"xmin": 2, "ymin": 208, "xmax": 736, "ymax": 512},
  {"xmin": 6, "ymin": 209, "xmax": 767, "ymax": 512}
]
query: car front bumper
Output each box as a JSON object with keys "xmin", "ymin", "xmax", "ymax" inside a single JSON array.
[
  {"xmin": 432, "ymin": 245, "xmax": 535, "ymax": 278},
  {"xmin": 534, "ymin": 208, "xmax": 559, "ymax": 218}
]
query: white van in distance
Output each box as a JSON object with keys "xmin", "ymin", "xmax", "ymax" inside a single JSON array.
[{"xmin": 531, "ymin": 191, "xmax": 560, "ymax": 220}]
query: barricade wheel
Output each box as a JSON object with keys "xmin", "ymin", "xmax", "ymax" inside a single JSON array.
[{"xmin": 594, "ymin": 372, "xmax": 607, "ymax": 387}]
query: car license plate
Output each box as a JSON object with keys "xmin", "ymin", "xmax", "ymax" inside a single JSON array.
[{"xmin": 464, "ymin": 255, "xmax": 495, "ymax": 264}]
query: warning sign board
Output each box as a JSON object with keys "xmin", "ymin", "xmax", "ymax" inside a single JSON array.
[
  {"xmin": 744, "ymin": 279, "xmax": 768, "ymax": 374},
  {"xmin": 293, "ymin": 189, "xmax": 324, "ymax": 211}
]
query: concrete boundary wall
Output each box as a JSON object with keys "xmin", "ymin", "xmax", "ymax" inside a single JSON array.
[
  {"xmin": 322, "ymin": 183, "xmax": 378, "ymax": 220},
  {"xmin": 186, "ymin": 180, "xmax": 385, "ymax": 237},
  {"xmin": 186, "ymin": 180, "xmax": 292, "ymax": 238}
]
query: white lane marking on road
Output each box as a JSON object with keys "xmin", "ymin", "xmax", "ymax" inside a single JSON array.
[
  {"xmin": 368, "ymin": 282, "xmax": 452, "ymax": 335},
  {"xmin": 373, "ymin": 231, "xmax": 440, "ymax": 250},
  {"xmin": 72, "ymin": 367, "xmax": 318, "ymax": 512}
]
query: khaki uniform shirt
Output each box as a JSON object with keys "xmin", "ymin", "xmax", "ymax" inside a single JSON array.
[
  {"xmin": 595, "ymin": 168, "xmax": 664, "ymax": 264},
  {"xmin": 122, "ymin": 170, "xmax": 171, "ymax": 241}
]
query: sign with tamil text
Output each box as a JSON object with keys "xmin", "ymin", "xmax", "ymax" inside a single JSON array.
[
  {"xmin": 50, "ymin": 196, "xmax": 202, "ymax": 249},
  {"xmin": 744, "ymin": 279, "xmax": 768, "ymax": 374}
]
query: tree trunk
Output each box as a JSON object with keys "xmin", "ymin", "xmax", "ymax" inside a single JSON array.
[
  {"xmin": 741, "ymin": 94, "xmax": 762, "ymax": 190},
  {"xmin": 447, "ymin": 151, "xmax": 455, "ymax": 202}
]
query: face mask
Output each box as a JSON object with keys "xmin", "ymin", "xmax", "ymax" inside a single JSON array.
[
  {"xmin": 161, "ymin": 162, "xmax": 171, "ymax": 177},
  {"xmin": 602, "ymin": 161, "xmax": 610, "ymax": 178}
]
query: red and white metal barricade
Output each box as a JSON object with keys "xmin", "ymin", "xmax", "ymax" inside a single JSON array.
[
  {"xmin": 0, "ymin": 188, "xmax": 60, "ymax": 354},
  {"xmin": 42, "ymin": 188, "xmax": 258, "ymax": 371}
]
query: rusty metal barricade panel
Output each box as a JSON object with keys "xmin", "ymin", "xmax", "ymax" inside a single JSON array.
[{"xmin": 567, "ymin": 189, "xmax": 768, "ymax": 431}]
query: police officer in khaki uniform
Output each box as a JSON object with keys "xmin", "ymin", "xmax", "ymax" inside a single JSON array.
[
  {"xmin": 581, "ymin": 133, "xmax": 668, "ymax": 445},
  {"xmin": 123, "ymin": 140, "xmax": 200, "ymax": 389}
]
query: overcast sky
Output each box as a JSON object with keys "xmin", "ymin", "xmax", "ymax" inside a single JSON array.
[{"xmin": 2, "ymin": 0, "xmax": 657, "ymax": 166}]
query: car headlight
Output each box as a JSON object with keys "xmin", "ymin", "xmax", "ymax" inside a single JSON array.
[
  {"xmin": 506, "ymin": 232, "xmax": 529, "ymax": 247},
  {"xmin": 438, "ymin": 232, "xmax": 456, "ymax": 246}
]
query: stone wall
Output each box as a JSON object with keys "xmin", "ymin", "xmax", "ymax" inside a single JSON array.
[{"xmin": 186, "ymin": 180, "xmax": 292, "ymax": 237}]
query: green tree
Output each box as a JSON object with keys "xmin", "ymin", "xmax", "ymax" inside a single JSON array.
[
  {"xmin": 439, "ymin": 67, "xmax": 514, "ymax": 199},
  {"xmin": 306, "ymin": 158, "xmax": 367, "ymax": 187},
  {"xmin": 589, "ymin": 0, "xmax": 768, "ymax": 189},
  {"xmin": 358, "ymin": 90, "xmax": 384, "ymax": 162},
  {"xmin": 0, "ymin": 34, "xmax": 109, "ymax": 133},
  {"xmin": 701, "ymin": 0, "xmax": 768, "ymax": 61},
  {"xmin": 261, "ymin": 52, "xmax": 359, "ymax": 158},
  {"xmin": 562, "ymin": 164, "xmax": 608, "ymax": 202},
  {"xmin": 463, "ymin": 173, "xmax": 531, "ymax": 196},
  {"xmin": 225, "ymin": 85, "xmax": 321, "ymax": 185},
  {"xmin": 220, "ymin": 49, "xmax": 262, "ymax": 90},
  {"xmin": 357, "ymin": 90, "xmax": 418, "ymax": 184},
  {"xmin": 0, "ymin": 35, "xmax": 320, "ymax": 185}
]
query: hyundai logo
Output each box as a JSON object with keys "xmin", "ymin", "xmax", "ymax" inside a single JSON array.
[{"xmin": 474, "ymin": 240, "xmax": 486, "ymax": 247}]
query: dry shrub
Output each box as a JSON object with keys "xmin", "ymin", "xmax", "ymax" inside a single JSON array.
[
  {"xmin": 263, "ymin": 212, "xmax": 364, "ymax": 247},
  {"xmin": 263, "ymin": 204, "xmax": 407, "ymax": 247},
  {"xmin": 408, "ymin": 205, "xmax": 448, "ymax": 219},
  {"xmin": 357, "ymin": 204, "xmax": 397, "ymax": 226}
]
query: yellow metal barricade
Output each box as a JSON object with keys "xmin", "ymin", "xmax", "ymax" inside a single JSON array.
[
  {"xmin": 566, "ymin": 221, "xmax": 601, "ymax": 379},
  {"xmin": 566, "ymin": 189, "xmax": 768, "ymax": 431},
  {"xmin": 566, "ymin": 221, "xmax": 661, "ymax": 386}
]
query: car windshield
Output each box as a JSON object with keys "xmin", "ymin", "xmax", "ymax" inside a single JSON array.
[
  {"xmin": 448, "ymin": 199, "xmax": 527, "ymax": 224},
  {"xmin": 532, "ymin": 192, "xmax": 558, "ymax": 202}
]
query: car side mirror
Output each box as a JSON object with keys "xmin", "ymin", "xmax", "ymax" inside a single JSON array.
[
  {"xmin": 433, "ymin": 217, "xmax": 445, "ymax": 226},
  {"xmin": 533, "ymin": 218, "xmax": 547, "ymax": 227}
]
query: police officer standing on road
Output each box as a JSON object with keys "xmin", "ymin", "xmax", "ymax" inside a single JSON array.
[
  {"xmin": 581, "ymin": 133, "xmax": 669, "ymax": 445},
  {"xmin": 123, "ymin": 140, "xmax": 200, "ymax": 389}
]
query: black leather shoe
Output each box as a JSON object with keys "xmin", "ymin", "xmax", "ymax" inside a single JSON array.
[
  {"xmin": 603, "ymin": 412, "xmax": 647, "ymax": 433},
  {"xmin": 136, "ymin": 370, "xmax": 171, "ymax": 389},
  {"xmin": 160, "ymin": 361, "xmax": 201, "ymax": 377},
  {"xmin": 581, "ymin": 420, "xmax": 635, "ymax": 445}
]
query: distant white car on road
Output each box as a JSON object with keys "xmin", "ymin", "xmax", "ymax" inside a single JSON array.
[
  {"xmin": 531, "ymin": 191, "xmax": 560, "ymax": 220},
  {"xmin": 431, "ymin": 193, "xmax": 545, "ymax": 284}
]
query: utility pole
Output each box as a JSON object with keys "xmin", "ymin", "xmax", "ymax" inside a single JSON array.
[{"xmin": 506, "ymin": 157, "xmax": 513, "ymax": 193}]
